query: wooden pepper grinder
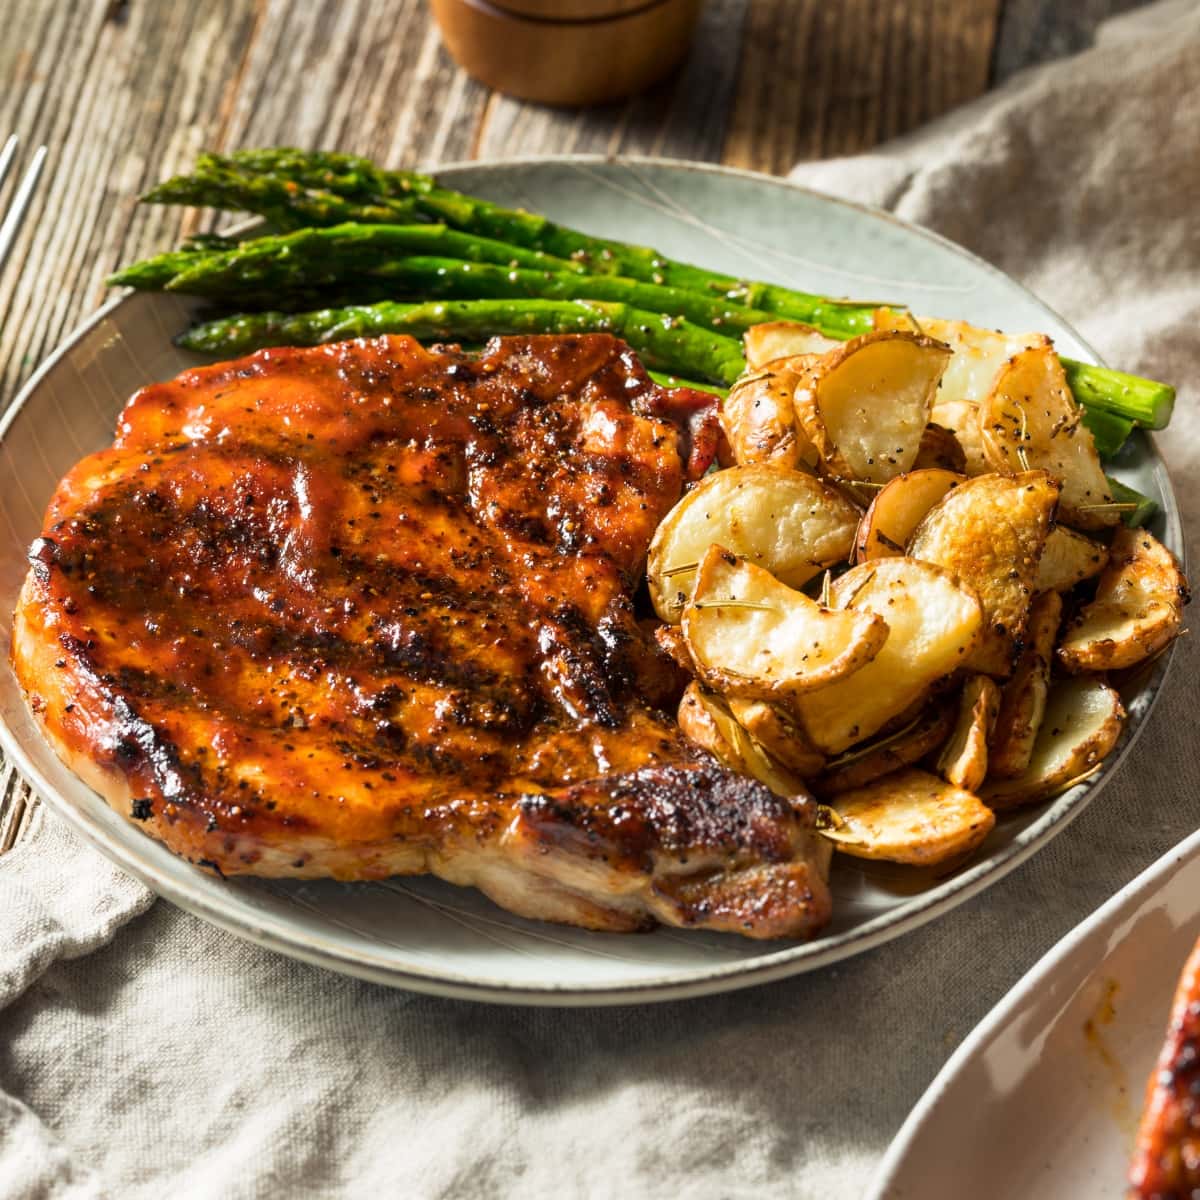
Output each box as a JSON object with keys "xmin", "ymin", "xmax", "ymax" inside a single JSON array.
[{"xmin": 431, "ymin": 0, "xmax": 703, "ymax": 107}]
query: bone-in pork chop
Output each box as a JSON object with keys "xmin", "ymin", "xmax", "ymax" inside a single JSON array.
[{"xmin": 13, "ymin": 333, "xmax": 831, "ymax": 938}]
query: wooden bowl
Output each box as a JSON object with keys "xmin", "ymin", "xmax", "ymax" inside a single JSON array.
[{"xmin": 431, "ymin": 0, "xmax": 703, "ymax": 107}]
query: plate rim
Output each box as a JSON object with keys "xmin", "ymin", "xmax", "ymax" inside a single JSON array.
[
  {"xmin": 0, "ymin": 153, "xmax": 1183, "ymax": 1006},
  {"xmin": 864, "ymin": 823, "xmax": 1200, "ymax": 1199}
]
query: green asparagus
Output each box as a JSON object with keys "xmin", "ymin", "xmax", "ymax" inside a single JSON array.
[
  {"xmin": 178, "ymin": 299, "xmax": 750, "ymax": 386},
  {"xmin": 109, "ymin": 224, "xmax": 589, "ymax": 294},
  {"xmin": 1106, "ymin": 476, "xmax": 1160, "ymax": 527},
  {"xmin": 1063, "ymin": 357, "xmax": 1174, "ymax": 430},
  {"xmin": 1079, "ymin": 405, "xmax": 1134, "ymax": 460},
  {"xmin": 144, "ymin": 163, "xmax": 419, "ymax": 231},
  {"xmin": 646, "ymin": 370, "xmax": 727, "ymax": 398}
]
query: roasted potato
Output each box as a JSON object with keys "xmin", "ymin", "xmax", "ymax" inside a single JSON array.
[
  {"xmin": 936, "ymin": 675, "xmax": 1001, "ymax": 792},
  {"xmin": 914, "ymin": 424, "xmax": 968, "ymax": 474},
  {"xmin": 681, "ymin": 546, "xmax": 888, "ymax": 700},
  {"xmin": 677, "ymin": 683, "xmax": 809, "ymax": 797},
  {"xmin": 926, "ymin": 398, "xmax": 989, "ymax": 477},
  {"xmin": 980, "ymin": 345, "xmax": 1116, "ymax": 531},
  {"xmin": 874, "ymin": 310, "xmax": 1048, "ymax": 478},
  {"xmin": 790, "ymin": 557, "xmax": 983, "ymax": 755},
  {"xmin": 791, "ymin": 331, "xmax": 952, "ymax": 484},
  {"xmin": 720, "ymin": 365, "xmax": 818, "ymax": 470},
  {"xmin": 1058, "ymin": 527, "xmax": 1189, "ymax": 672},
  {"xmin": 907, "ymin": 471, "xmax": 1060, "ymax": 677},
  {"xmin": 988, "ymin": 591, "xmax": 1063, "ymax": 778},
  {"xmin": 981, "ymin": 676, "xmax": 1125, "ymax": 810},
  {"xmin": 1036, "ymin": 526, "xmax": 1110, "ymax": 593},
  {"xmin": 743, "ymin": 321, "xmax": 839, "ymax": 369},
  {"xmin": 854, "ymin": 468, "xmax": 963, "ymax": 563},
  {"xmin": 810, "ymin": 701, "xmax": 955, "ymax": 796},
  {"xmin": 647, "ymin": 465, "xmax": 861, "ymax": 622},
  {"xmin": 728, "ymin": 698, "xmax": 827, "ymax": 776},
  {"xmin": 821, "ymin": 767, "xmax": 995, "ymax": 866}
]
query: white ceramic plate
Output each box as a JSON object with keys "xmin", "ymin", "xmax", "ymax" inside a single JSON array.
[
  {"xmin": 869, "ymin": 827, "xmax": 1200, "ymax": 1199},
  {"xmin": 0, "ymin": 157, "xmax": 1182, "ymax": 1004}
]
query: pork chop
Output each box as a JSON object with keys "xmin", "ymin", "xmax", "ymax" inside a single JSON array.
[{"xmin": 12, "ymin": 333, "xmax": 832, "ymax": 938}]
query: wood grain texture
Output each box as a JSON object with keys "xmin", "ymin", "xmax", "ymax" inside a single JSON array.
[
  {"xmin": 724, "ymin": 0, "xmax": 1003, "ymax": 174},
  {"xmin": 2, "ymin": 0, "xmax": 1139, "ymax": 854}
]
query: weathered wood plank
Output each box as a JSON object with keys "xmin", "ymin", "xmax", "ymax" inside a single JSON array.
[{"xmin": 723, "ymin": 0, "xmax": 1003, "ymax": 174}]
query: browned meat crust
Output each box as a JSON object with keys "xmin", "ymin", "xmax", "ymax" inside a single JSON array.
[{"xmin": 12, "ymin": 333, "xmax": 831, "ymax": 938}]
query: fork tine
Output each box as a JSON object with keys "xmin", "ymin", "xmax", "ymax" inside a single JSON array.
[
  {"xmin": 0, "ymin": 144, "xmax": 47, "ymax": 273},
  {"xmin": 0, "ymin": 135, "xmax": 17, "ymax": 190}
]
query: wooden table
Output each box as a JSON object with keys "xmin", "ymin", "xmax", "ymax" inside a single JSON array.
[{"xmin": 0, "ymin": 0, "xmax": 1143, "ymax": 853}]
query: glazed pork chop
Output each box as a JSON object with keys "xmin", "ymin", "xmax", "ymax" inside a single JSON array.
[{"xmin": 13, "ymin": 333, "xmax": 832, "ymax": 938}]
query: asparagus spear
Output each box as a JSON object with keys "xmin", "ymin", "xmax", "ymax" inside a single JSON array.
[
  {"xmin": 177, "ymin": 299, "xmax": 750, "ymax": 386},
  {"xmin": 143, "ymin": 164, "xmax": 419, "ymax": 231},
  {"xmin": 1079, "ymin": 405, "xmax": 1134, "ymax": 460},
  {"xmin": 647, "ymin": 370, "xmax": 727, "ymax": 398},
  {"xmin": 1106, "ymin": 476, "xmax": 1160, "ymax": 527},
  {"xmin": 109, "ymin": 224, "xmax": 588, "ymax": 293},
  {"xmin": 1063, "ymin": 357, "xmax": 1174, "ymax": 430},
  {"xmin": 149, "ymin": 154, "xmax": 878, "ymax": 337}
]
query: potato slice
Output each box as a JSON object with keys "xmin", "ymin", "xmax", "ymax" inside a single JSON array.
[
  {"xmin": 744, "ymin": 321, "xmax": 840, "ymax": 369},
  {"xmin": 677, "ymin": 683, "xmax": 809, "ymax": 797},
  {"xmin": 980, "ymin": 345, "xmax": 1116, "ymax": 530},
  {"xmin": 1036, "ymin": 527, "xmax": 1110, "ymax": 593},
  {"xmin": 728, "ymin": 698, "xmax": 827, "ymax": 776},
  {"xmin": 874, "ymin": 309, "xmax": 1048, "ymax": 407},
  {"xmin": 988, "ymin": 591, "xmax": 1063, "ymax": 778},
  {"xmin": 854, "ymin": 468, "xmax": 964, "ymax": 563},
  {"xmin": 914, "ymin": 424, "xmax": 967, "ymax": 474},
  {"xmin": 720, "ymin": 365, "xmax": 818, "ymax": 470},
  {"xmin": 936, "ymin": 675, "xmax": 1001, "ymax": 792},
  {"xmin": 647, "ymin": 464, "xmax": 862, "ymax": 622},
  {"xmin": 790, "ymin": 557, "xmax": 983, "ymax": 754},
  {"xmin": 822, "ymin": 768, "xmax": 995, "ymax": 866},
  {"xmin": 1058, "ymin": 527, "xmax": 1189, "ymax": 672},
  {"xmin": 928, "ymin": 398, "xmax": 989, "ymax": 477},
  {"xmin": 981, "ymin": 676, "xmax": 1125, "ymax": 810},
  {"xmin": 792, "ymin": 331, "xmax": 952, "ymax": 484},
  {"xmin": 681, "ymin": 546, "xmax": 888, "ymax": 700},
  {"xmin": 907, "ymin": 470, "xmax": 1060, "ymax": 677},
  {"xmin": 811, "ymin": 701, "xmax": 955, "ymax": 796}
]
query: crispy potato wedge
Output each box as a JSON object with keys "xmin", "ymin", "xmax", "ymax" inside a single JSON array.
[
  {"xmin": 1036, "ymin": 527, "xmax": 1110, "ymax": 593},
  {"xmin": 854, "ymin": 468, "xmax": 964, "ymax": 563},
  {"xmin": 728, "ymin": 698, "xmax": 827, "ymax": 776},
  {"xmin": 874, "ymin": 309, "xmax": 1048, "ymax": 406},
  {"xmin": 720, "ymin": 365, "xmax": 818, "ymax": 470},
  {"xmin": 822, "ymin": 768, "xmax": 995, "ymax": 866},
  {"xmin": 1058, "ymin": 527, "xmax": 1189, "ymax": 672},
  {"xmin": 682, "ymin": 546, "xmax": 888, "ymax": 700},
  {"xmin": 927, "ymin": 398, "xmax": 989, "ymax": 477},
  {"xmin": 988, "ymin": 591, "xmax": 1063, "ymax": 778},
  {"xmin": 811, "ymin": 701, "xmax": 955, "ymax": 796},
  {"xmin": 790, "ymin": 557, "xmax": 983, "ymax": 755},
  {"xmin": 980, "ymin": 345, "xmax": 1116, "ymax": 530},
  {"xmin": 677, "ymin": 683, "xmax": 810, "ymax": 797},
  {"xmin": 907, "ymin": 470, "xmax": 1060, "ymax": 677},
  {"xmin": 914, "ymin": 424, "xmax": 968, "ymax": 474},
  {"xmin": 875, "ymin": 311, "xmax": 1049, "ymax": 479},
  {"xmin": 647, "ymin": 465, "xmax": 862, "ymax": 622},
  {"xmin": 936, "ymin": 675, "xmax": 1000, "ymax": 792},
  {"xmin": 792, "ymin": 331, "xmax": 952, "ymax": 484},
  {"xmin": 744, "ymin": 321, "xmax": 840, "ymax": 369},
  {"xmin": 981, "ymin": 676, "xmax": 1125, "ymax": 810}
]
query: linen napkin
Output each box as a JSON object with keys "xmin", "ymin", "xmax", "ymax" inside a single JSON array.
[{"xmin": 2, "ymin": 3, "xmax": 1199, "ymax": 1195}]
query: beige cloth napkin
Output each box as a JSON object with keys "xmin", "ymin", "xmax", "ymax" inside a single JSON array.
[{"xmin": 2, "ymin": 3, "xmax": 1199, "ymax": 1195}]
